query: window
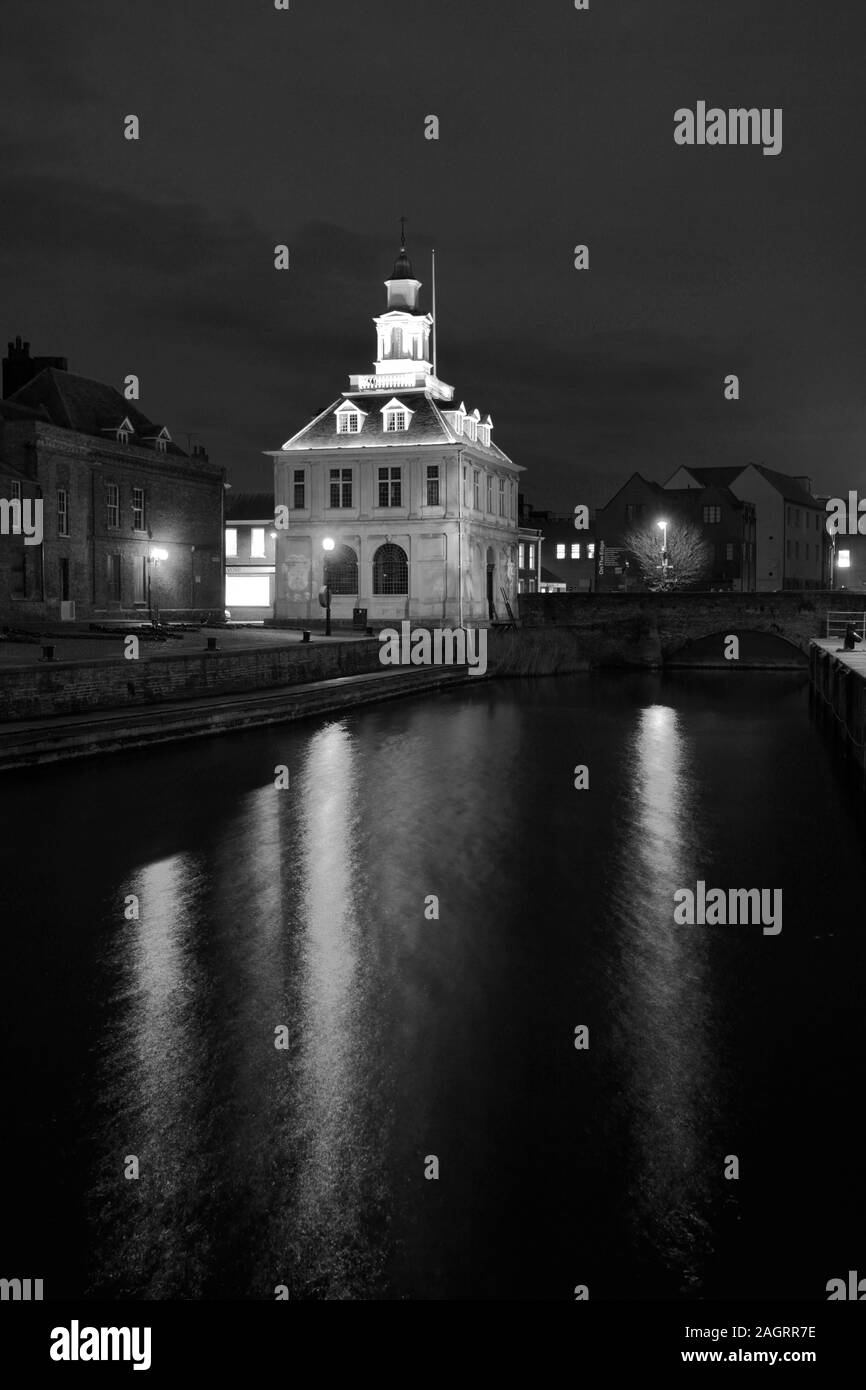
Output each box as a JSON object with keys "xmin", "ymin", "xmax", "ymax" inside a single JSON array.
[
  {"xmin": 528, "ymin": 545, "xmax": 535, "ymax": 568},
  {"xmin": 556, "ymin": 544, "xmax": 566, "ymax": 559},
  {"xmin": 226, "ymin": 575, "xmax": 270, "ymax": 607},
  {"xmin": 498, "ymin": 479, "xmax": 505, "ymax": 516},
  {"xmin": 107, "ymin": 483, "xmax": 119, "ymax": 529},
  {"xmin": 372, "ymin": 542, "xmax": 408, "ymax": 595},
  {"xmin": 786, "ymin": 539, "xmax": 792, "ymax": 558},
  {"xmin": 838, "ymin": 549, "xmax": 851, "ymax": 568},
  {"xmin": 336, "ymin": 410, "xmax": 361, "ymax": 434},
  {"xmin": 587, "ymin": 543, "xmax": 595, "ymax": 559},
  {"xmin": 117, "ymin": 424, "xmax": 130, "ymax": 444},
  {"xmin": 156, "ymin": 436, "xmax": 167, "ymax": 454},
  {"xmin": 804, "ymin": 543, "xmax": 809, "ymax": 562},
  {"xmin": 702, "ymin": 505, "xmax": 722, "ymax": 523},
  {"xmin": 251, "ymin": 527, "xmax": 266, "ymax": 557},
  {"xmin": 463, "ymin": 466, "xmax": 470, "ymax": 505},
  {"xmin": 378, "ymin": 466, "xmax": 402, "ymax": 507},
  {"xmin": 518, "ymin": 543, "xmax": 525, "ymax": 568},
  {"xmin": 625, "ymin": 503, "xmax": 644, "ymax": 521},
  {"xmin": 786, "ymin": 506, "xmax": 791, "ymax": 526},
  {"xmin": 426, "ymin": 465, "xmax": 440, "ymax": 506},
  {"xmin": 794, "ymin": 540, "xmax": 800, "ymax": 559},
  {"xmin": 725, "ymin": 542, "xmax": 735, "ymax": 561},
  {"xmin": 464, "ymin": 416, "xmax": 477, "ymax": 442},
  {"xmin": 226, "ymin": 527, "xmax": 238, "ymax": 557},
  {"xmin": 59, "ymin": 557, "xmax": 70, "ymax": 601},
  {"xmin": 384, "ymin": 408, "xmax": 408, "ymax": 432},
  {"xmin": 329, "ymin": 468, "xmax": 353, "ymax": 508},
  {"xmin": 293, "ymin": 469, "xmax": 305, "ymax": 510},
  {"xmin": 510, "ymin": 483, "xmax": 515, "ymax": 519},
  {"xmin": 107, "ymin": 552, "xmax": 122, "ymax": 602},
  {"xmin": 486, "ymin": 475, "xmax": 493, "ymax": 513},
  {"xmin": 473, "ymin": 470, "xmax": 480, "ymax": 510},
  {"xmin": 57, "ymin": 489, "xmax": 68, "ymax": 536},
  {"xmin": 132, "ymin": 487, "xmax": 145, "ymax": 531},
  {"xmin": 324, "ymin": 544, "xmax": 359, "ymax": 595},
  {"xmin": 479, "ymin": 424, "xmax": 490, "ymax": 447},
  {"xmin": 571, "ymin": 543, "xmax": 580, "ymax": 559},
  {"xmin": 795, "ymin": 508, "xmax": 801, "ymax": 528}
]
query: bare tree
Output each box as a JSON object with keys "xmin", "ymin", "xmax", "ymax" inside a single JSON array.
[{"xmin": 622, "ymin": 518, "xmax": 712, "ymax": 591}]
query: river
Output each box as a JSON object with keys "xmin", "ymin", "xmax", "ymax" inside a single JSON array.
[{"xmin": 1, "ymin": 671, "xmax": 863, "ymax": 1300}]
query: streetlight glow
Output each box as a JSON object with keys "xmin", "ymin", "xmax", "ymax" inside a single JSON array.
[{"xmin": 322, "ymin": 537, "xmax": 335, "ymax": 552}]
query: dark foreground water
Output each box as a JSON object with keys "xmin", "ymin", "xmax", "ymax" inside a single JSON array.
[{"xmin": 1, "ymin": 672, "xmax": 864, "ymax": 1301}]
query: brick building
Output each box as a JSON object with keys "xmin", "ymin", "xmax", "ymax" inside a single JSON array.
[
  {"xmin": 664, "ymin": 464, "xmax": 826, "ymax": 591},
  {"xmin": 0, "ymin": 339, "xmax": 225, "ymax": 623},
  {"xmin": 596, "ymin": 472, "xmax": 756, "ymax": 592}
]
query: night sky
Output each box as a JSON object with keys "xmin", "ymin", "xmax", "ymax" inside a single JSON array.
[{"xmin": 2, "ymin": 0, "xmax": 864, "ymax": 510}]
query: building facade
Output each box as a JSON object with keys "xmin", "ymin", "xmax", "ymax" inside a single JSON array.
[
  {"xmin": 225, "ymin": 492, "xmax": 276, "ymax": 620},
  {"xmin": 596, "ymin": 472, "xmax": 757, "ymax": 592},
  {"xmin": 521, "ymin": 503, "xmax": 597, "ymax": 592},
  {"xmin": 665, "ymin": 464, "xmax": 827, "ymax": 591},
  {"xmin": 269, "ymin": 240, "xmax": 523, "ymax": 628},
  {"xmin": 0, "ymin": 341, "xmax": 225, "ymax": 623}
]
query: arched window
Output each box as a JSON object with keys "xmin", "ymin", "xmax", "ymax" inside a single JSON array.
[
  {"xmin": 325, "ymin": 544, "xmax": 358, "ymax": 595},
  {"xmin": 373, "ymin": 542, "xmax": 408, "ymax": 595}
]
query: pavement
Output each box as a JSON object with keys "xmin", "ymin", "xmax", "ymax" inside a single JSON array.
[{"xmin": 0, "ymin": 623, "xmax": 371, "ymax": 669}]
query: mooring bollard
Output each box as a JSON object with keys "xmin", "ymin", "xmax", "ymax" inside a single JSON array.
[
  {"xmin": 301, "ymin": 630, "xmax": 311, "ymax": 643},
  {"xmin": 206, "ymin": 637, "xmax": 218, "ymax": 651},
  {"xmin": 40, "ymin": 644, "xmax": 56, "ymax": 662}
]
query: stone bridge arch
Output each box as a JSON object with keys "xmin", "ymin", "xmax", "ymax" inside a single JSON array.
[{"xmin": 664, "ymin": 628, "xmax": 808, "ymax": 667}]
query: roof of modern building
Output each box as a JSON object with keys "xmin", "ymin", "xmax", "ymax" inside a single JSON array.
[
  {"xmin": 5, "ymin": 367, "xmax": 189, "ymax": 456},
  {"xmin": 225, "ymin": 491, "xmax": 274, "ymax": 521},
  {"xmin": 670, "ymin": 463, "xmax": 819, "ymax": 506}
]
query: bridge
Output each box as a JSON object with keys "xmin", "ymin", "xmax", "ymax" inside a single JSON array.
[{"xmin": 517, "ymin": 590, "xmax": 858, "ymax": 667}]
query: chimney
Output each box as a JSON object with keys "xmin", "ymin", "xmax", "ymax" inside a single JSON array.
[
  {"xmin": 3, "ymin": 336, "xmax": 69, "ymax": 399},
  {"xmin": 191, "ymin": 443, "xmax": 209, "ymax": 463}
]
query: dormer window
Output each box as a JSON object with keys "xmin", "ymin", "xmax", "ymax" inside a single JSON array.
[
  {"xmin": 464, "ymin": 416, "xmax": 477, "ymax": 442},
  {"xmin": 478, "ymin": 424, "xmax": 490, "ymax": 447},
  {"xmin": 116, "ymin": 416, "xmax": 134, "ymax": 445},
  {"xmin": 381, "ymin": 397, "xmax": 413, "ymax": 433},
  {"xmin": 335, "ymin": 402, "xmax": 367, "ymax": 434}
]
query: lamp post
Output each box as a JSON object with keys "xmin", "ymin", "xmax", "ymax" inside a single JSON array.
[
  {"xmin": 657, "ymin": 520, "xmax": 669, "ymax": 581},
  {"xmin": 322, "ymin": 536, "xmax": 335, "ymax": 636},
  {"xmin": 148, "ymin": 547, "xmax": 168, "ymax": 627}
]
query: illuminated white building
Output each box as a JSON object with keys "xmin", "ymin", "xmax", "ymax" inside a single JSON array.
[{"xmin": 267, "ymin": 237, "xmax": 522, "ymax": 627}]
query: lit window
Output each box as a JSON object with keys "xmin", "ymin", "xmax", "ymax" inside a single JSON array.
[
  {"xmin": 528, "ymin": 545, "xmax": 535, "ymax": 568},
  {"xmin": 518, "ymin": 543, "xmax": 525, "ymax": 568},
  {"xmin": 132, "ymin": 487, "xmax": 145, "ymax": 531},
  {"xmin": 325, "ymin": 544, "xmax": 359, "ymax": 595},
  {"xmin": 57, "ymin": 489, "xmax": 68, "ymax": 537},
  {"xmin": 373, "ymin": 542, "xmax": 408, "ymax": 594},
  {"xmin": 226, "ymin": 528, "xmax": 237, "ymax": 557},
  {"xmin": 556, "ymin": 544, "xmax": 566, "ymax": 559},
  {"xmin": 464, "ymin": 416, "xmax": 477, "ymax": 442},
  {"xmin": 702, "ymin": 505, "xmax": 722, "ymax": 524},
  {"xmin": 571, "ymin": 543, "xmax": 580, "ymax": 559},
  {"xmin": 337, "ymin": 411, "xmax": 361, "ymax": 434},
  {"xmin": 384, "ymin": 409, "xmax": 408, "ymax": 432},
  {"xmin": 838, "ymin": 550, "xmax": 851, "ymax": 568},
  {"xmin": 251, "ymin": 527, "xmax": 266, "ymax": 557},
  {"xmin": 106, "ymin": 483, "xmax": 119, "ymax": 529},
  {"xmin": 426, "ymin": 465, "xmax": 440, "ymax": 506},
  {"xmin": 725, "ymin": 542, "xmax": 735, "ymax": 561},
  {"xmin": 587, "ymin": 543, "xmax": 595, "ymax": 559}
]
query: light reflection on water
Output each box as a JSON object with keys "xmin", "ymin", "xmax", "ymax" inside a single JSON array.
[{"xmin": 1, "ymin": 672, "xmax": 865, "ymax": 1300}]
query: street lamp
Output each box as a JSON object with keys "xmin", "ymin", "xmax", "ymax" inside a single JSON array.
[
  {"xmin": 148, "ymin": 547, "xmax": 168, "ymax": 627},
  {"xmin": 322, "ymin": 536, "xmax": 335, "ymax": 636},
  {"xmin": 657, "ymin": 520, "xmax": 669, "ymax": 576}
]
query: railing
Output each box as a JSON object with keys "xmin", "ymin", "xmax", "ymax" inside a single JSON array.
[
  {"xmin": 350, "ymin": 373, "xmax": 417, "ymax": 391},
  {"xmin": 825, "ymin": 611, "xmax": 866, "ymax": 640}
]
